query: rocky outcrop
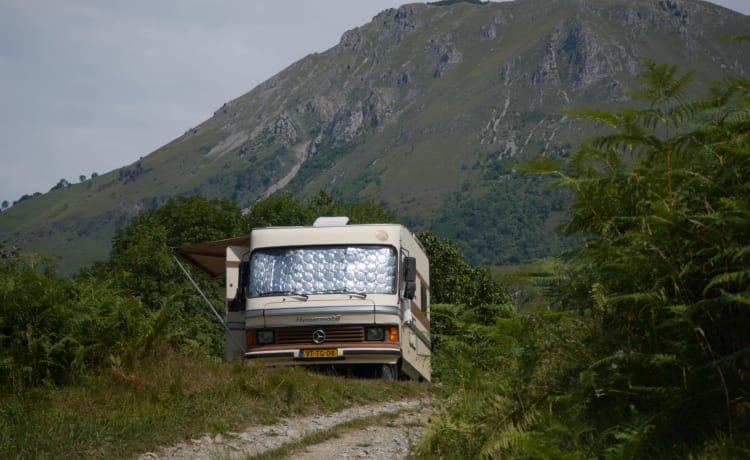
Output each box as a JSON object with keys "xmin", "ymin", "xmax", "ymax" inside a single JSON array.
[
  {"xmin": 531, "ymin": 19, "xmax": 635, "ymax": 100},
  {"xmin": 393, "ymin": 5, "xmax": 419, "ymax": 31},
  {"xmin": 425, "ymin": 33, "xmax": 463, "ymax": 78},
  {"xmin": 480, "ymin": 24, "xmax": 496, "ymax": 42},
  {"xmin": 271, "ymin": 113, "xmax": 298, "ymax": 146},
  {"xmin": 336, "ymin": 28, "xmax": 364, "ymax": 54},
  {"xmin": 327, "ymin": 110, "xmax": 364, "ymax": 145}
]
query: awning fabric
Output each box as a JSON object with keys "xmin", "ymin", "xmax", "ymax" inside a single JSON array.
[{"xmin": 172, "ymin": 236, "xmax": 249, "ymax": 277}]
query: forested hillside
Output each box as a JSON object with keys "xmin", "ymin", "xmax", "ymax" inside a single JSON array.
[{"xmin": 1, "ymin": 0, "xmax": 748, "ymax": 273}]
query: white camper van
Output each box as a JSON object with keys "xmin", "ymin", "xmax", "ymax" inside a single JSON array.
[{"xmin": 174, "ymin": 217, "xmax": 431, "ymax": 381}]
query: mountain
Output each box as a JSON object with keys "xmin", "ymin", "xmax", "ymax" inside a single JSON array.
[{"xmin": 1, "ymin": 0, "xmax": 748, "ymax": 273}]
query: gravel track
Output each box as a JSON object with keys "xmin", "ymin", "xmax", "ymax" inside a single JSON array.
[{"xmin": 137, "ymin": 397, "xmax": 434, "ymax": 460}]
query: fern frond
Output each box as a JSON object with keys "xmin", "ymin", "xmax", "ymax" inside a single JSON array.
[
  {"xmin": 563, "ymin": 107, "xmax": 622, "ymax": 128},
  {"xmin": 602, "ymin": 418, "xmax": 655, "ymax": 459},
  {"xmin": 480, "ymin": 406, "xmax": 542, "ymax": 457},
  {"xmin": 629, "ymin": 59, "xmax": 695, "ymax": 107},
  {"xmin": 705, "ymin": 268, "xmax": 750, "ymax": 291}
]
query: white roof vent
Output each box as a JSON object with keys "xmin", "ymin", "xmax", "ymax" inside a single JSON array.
[{"xmin": 313, "ymin": 216, "xmax": 350, "ymax": 227}]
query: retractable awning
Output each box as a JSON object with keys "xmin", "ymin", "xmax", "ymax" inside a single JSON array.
[{"xmin": 172, "ymin": 236, "xmax": 249, "ymax": 277}]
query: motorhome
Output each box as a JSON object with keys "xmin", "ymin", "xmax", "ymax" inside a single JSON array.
[{"xmin": 174, "ymin": 217, "xmax": 431, "ymax": 381}]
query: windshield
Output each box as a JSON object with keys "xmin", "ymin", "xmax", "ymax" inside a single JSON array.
[{"xmin": 249, "ymin": 245, "xmax": 397, "ymax": 297}]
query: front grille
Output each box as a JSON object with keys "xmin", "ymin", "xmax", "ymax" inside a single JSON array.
[{"xmin": 276, "ymin": 326, "xmax": 365, "ymax": 345}]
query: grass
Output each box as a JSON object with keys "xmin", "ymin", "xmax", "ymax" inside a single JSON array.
[{"xmin": 0, "ymin": 347, "xmax": 431, "ymax": 460}]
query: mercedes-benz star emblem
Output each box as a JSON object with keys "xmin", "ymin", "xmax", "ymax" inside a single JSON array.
[{"xmin": 312, "ymin": 329, "xmax": 326, "ymax": 344}]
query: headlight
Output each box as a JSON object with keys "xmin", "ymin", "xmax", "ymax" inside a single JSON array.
[
  {"xmin": 365, "ymin": 327, "xmax": 385, "ymax": 341},
  {"xmin": 257, "ymin": 330, "xmax": 275, "ymax": 344}
]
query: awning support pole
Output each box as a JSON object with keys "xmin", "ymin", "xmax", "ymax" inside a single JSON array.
[{"xmin": 171, "ymin": 251, "xmax": 245, "ymax": 352}]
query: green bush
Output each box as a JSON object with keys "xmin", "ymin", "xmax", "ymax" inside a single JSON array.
[
  {"xmin": 0, "ymin": 251, "xmax": 77, "ymax": 389},
  {"xmin": 0, "ymin": 249, "xmax": 161, "ymax": 391},
  {"xmin": 417, "ymin": 58, "xmax": 750, "ymax": 458}
]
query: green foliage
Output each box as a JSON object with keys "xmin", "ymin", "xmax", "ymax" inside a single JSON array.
[
  {"xmin": 241, "ymin": 190, "xmax": 397, "ymax": 230},
  {"xmin": 432, "ymin": 175, "xmax": 574, "ymax": 265},
  {"xmin": 417, "ymin": 301, "xmax": 592, "ymax": 459},
  {"xmin": 0, "ymin": 250, "xmax": 160, "ymax": 391},
  {"xmin": 418, "ymin": 58, "xmax": 750, "ymax": 458},
  {"xmin": 242, "ymin": 192, "xmax": 311, "ymax": 229},
  {"xmin": 0, "ymin": 192, "xmax": 404, "ymax": 392},
  {"xmin": 302, "ymin": 190, "xmax": 397, "ymax": 225},
  {"xmin": 418, "ymin": 231, "xmax": 508, "ymax": 308},
  {"xmin": 287, "ymin": 142, "xmax": 359, "ymax": 195},
  {"xmin": 89, "ymin": 196, "xmax": 245, "ymax": 356},
  {"xmin": 0, "ymin": 252, "xmax": 77, "ymax": 389},
  {"xmin": 111, "ymin": 195, "xmax": 242, "ymax": 254},
  {"xmin": 71, "ymin": 278, "xmax": 164, "ymax": 371},
  {"xmin": 538, "ymin": 60, "xmax": 750, "ymax": 456}
]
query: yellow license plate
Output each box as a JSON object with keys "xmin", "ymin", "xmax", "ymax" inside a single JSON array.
[{"xmin": 301, "ymin": 349, "xmax": 338, "ymax": 359}]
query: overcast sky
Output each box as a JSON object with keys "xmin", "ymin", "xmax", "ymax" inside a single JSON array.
[{"xmin": 1, "ymin": 0, "xmax": 748, "ymax": 205}]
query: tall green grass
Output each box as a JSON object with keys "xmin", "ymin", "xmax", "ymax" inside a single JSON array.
[{"xmin": 0, "ymin": 348, "xmax": 429, "ymax": 460}]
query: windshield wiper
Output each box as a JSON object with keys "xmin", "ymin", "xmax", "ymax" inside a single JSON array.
[
  {"xmin": 318, "ymin": 289, "xmax": 367, "ymax": 299},
  {"xmin": 259, "ymin": 291, "xmax": 309, "ymax": 300}
]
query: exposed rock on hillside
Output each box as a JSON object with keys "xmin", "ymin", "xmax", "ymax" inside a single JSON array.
[{"xmin": 2, "ymin": 0, "xmax": 748, "ymax": 273}]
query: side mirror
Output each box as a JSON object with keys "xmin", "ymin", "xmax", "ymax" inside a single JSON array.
[{"xmin": 403, "ymin": 256, "xmax": 416, "ymax": 300}]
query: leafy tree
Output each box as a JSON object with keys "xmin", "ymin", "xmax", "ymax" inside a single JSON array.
[
  {"xmin": 14, "ymin": 193, "xmax": 40, "ymax": 205},
  {"xmin": 91, "ymin": 196, "xmax": 243, "ymax": 355},
  {"xmin": 418, "ymin": 231, "xmax": 508, "ymax": 309},
  {"xmin": 306, "ymin": 190, "xmax": 397, "ymax": 224},
  {"xmin": 241, "ymin": 191, "xmax": 310, "ymax": 230},
  {"xmin": 433, "ymin": 174, "xmax": 573, "ymax": 265},
  {"xmin": 1, "ymin": 200, "xmax": 8, "ymax": 211},
  {"xmin": 50, "ymin": 179, "xmax": 69, "ymax": 192},
  {"xmin": 241, "ymin": 189, "xmax": 397, "ymax": 231},
  {"xmin": 107, "ymin": 196, "xmax": 241, "ymax": 298},
  {"xmin": 338, "ymin": 200, "xmax": 396, "ymax": 224}
]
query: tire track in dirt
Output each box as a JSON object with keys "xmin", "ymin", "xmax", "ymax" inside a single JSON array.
[{"xmin": 137, "ymin": 397, "xmax": 434, "ymax": 460}]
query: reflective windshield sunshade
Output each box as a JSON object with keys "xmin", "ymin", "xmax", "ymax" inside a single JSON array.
[{"xmin": 250, "ymin": 245, "xmax": 397, "ymax": 297}]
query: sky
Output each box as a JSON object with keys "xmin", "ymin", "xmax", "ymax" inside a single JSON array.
[{"xmin": 1, "ymin": 0, "xmax": 748, "ymax": 206}]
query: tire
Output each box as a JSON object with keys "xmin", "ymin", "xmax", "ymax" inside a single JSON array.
[{"xmin": 380, "ymin": 364, "xmax": 397, "ymax": 381}]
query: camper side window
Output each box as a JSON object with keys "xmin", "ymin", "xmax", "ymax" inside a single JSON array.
[
  {"xmin": 228, "ymin": 261, "xmax": 248, "ymax": 312},
  {"xmin": 403, "ymin": 256, "xmax": 417, "ymax": 300}
]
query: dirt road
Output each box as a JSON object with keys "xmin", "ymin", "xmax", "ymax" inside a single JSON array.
[{"xmin": 138, "ymin": 397, "xmax": 434, "ymax": 460}]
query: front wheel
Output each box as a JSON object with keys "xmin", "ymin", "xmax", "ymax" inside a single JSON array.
[{"xmin": 380, "ymin": 364, "xmax": 397, "ymax": 381}]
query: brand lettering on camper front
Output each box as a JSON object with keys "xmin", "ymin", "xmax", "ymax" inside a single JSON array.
[{"xmin": 296, "ymin": 315, "xmax": 342, "ymax": 323}]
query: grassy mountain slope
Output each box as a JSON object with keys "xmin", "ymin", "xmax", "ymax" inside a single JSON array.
[{"xmin": 1, "ymin": 0, "xmax": 748, "ymax": 273}]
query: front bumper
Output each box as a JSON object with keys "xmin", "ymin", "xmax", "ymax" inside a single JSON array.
[{"xmin": 245, "ymin": 344, "xmax": 401, "ymax": 366}]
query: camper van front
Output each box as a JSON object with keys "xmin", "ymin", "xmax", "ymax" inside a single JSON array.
[{"xmin": 243, "ymin": 224, "xmax": 411, "ymax": 376}]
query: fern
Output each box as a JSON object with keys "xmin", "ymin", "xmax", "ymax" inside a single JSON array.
[{"xmin": 480, "ymin": 406, "xmax": 541, "ymax": 457}]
